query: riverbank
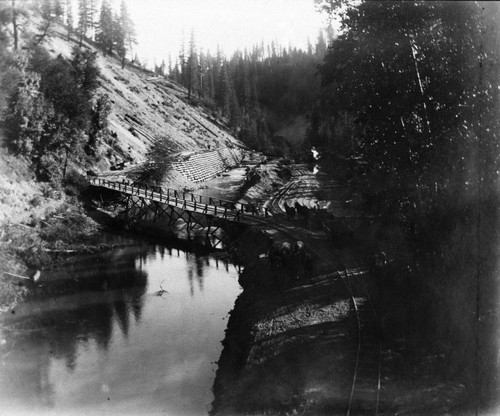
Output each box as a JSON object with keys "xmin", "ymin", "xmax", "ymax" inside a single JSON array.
[
  {"xmin": 209, "ymin": 160, "xmax": 490, "ymax": 415},
  {"xmin": 212, "ymin": 224, "xmax": 361, "ymax": 415},
  {"xmin": 0, "ymin": 201, "xmax": 106, "ymax": 311},
  {"xmin": 2, "ymin": 151, "xmax": 497, "ymax": 414},
  {"xmin": 0, "ymin": 149, "xmax": 106, "ymax": 311}
]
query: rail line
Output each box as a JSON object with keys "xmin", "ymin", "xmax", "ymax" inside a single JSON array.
[
  {"xmin": 264, "ymin": 179, "xmax": 382, "ymax": 416},
  {"xmin": 91, "ymin": 172, "xmax": 382, "ymax": 414}
]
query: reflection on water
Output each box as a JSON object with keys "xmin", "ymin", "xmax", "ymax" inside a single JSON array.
[{"xmin": 0, "ymin": 239, "xmax": 241, "ymax": 416}]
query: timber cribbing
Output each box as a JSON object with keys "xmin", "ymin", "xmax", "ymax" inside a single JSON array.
[{"xmin": 89, "ymin": 177, "xmax": 269, "ymax": 224}]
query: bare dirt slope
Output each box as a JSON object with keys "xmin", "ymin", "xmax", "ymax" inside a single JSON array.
[{"xmin": 47, "ymin": 22, "xmax": 242, "ymax": 168}]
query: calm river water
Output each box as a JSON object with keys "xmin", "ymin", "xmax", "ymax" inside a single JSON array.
[{"xmin": 0, "ymin": 238, "xmax": 242, "ymax": 416}]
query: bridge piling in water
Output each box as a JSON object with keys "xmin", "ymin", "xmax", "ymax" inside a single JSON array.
[{"xmin": 89, "ymin": 177, "xmax": 257, "ymax": 249}]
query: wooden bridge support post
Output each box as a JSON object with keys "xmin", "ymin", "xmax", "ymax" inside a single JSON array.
[
  {"xmin": 204, "ymin": 216, "xmax": 214, "ymax": 249},
  {"xmin": 186, "ymin": 211, "xmax": 193, "ymax": 240}
]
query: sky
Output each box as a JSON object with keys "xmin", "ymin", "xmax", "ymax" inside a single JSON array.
[{"xmin": 125, "ymin": 0, "xmax": 328, "ymax": 68}]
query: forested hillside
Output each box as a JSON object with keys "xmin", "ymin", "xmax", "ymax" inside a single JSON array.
[
  {"xmin": 314, "ymin": 0, "xmax": 499, "ymax": 223},
  {"xmin": 0, "ymin": 0, "xmax": 250, "ymax": 230},
  {"xmin": 311, "ymin": 1, "xmax": 500, "ymax": 406},
  {"xmin": 165, "ymin": 28, "xmax": 333, "ymax": 155},
  {"xmin": 0, "ymin": 0, "xmax": 243, "ymax": 190}
]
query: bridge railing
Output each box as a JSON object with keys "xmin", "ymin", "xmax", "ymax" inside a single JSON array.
[{"xmin": 89, "ymin": 177, "xmax": 269, "ymax": 219}]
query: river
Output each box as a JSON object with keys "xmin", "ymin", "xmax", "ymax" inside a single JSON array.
[{"xmin": 0, "ymin": 236, "xmax": 242, "ymax": 416}]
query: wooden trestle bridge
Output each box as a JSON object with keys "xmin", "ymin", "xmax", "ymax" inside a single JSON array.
[{"xmin": 89, "ymin": 177, "xmax": 270, "ymax": 248}]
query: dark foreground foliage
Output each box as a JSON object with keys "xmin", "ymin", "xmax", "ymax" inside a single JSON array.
[{"xmin": 313, "ymin": 1, "xmax": 500, "ymax": 411}]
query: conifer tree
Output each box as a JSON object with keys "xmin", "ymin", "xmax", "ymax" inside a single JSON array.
[
  {"xmin": 229, "ymin": 86, "xmax": 240, "ymax": 131},
  {"xmin": 35, "ymin": 0, "xmax": 56, "ymax": 46},
  {"xmin": 178, "ymin": 33, "xmax": 186, "ymax": 87},
  {"xmin": 77, "ymin": 0, "xmax": 90, "ymax": 45},
  {"xmin": 54, "ymin": 0, "xmax": 63, "ymax": 19},
  {"xmin": 306, "ymin": 37, "xmax": 313, "ymax": 56},
  {"xmin": 325, "ymin": 21, "xmax": 335, "ymax": 45},
  {"xmin": 89, "ymin": 0, "xmax": 97, "ymax": 39},
  {"xmin": 65, "ymin": 0, "xmax": 73, "ymax": 40},
  {"xmin": 112, "ymin": 10, "xmax": 126, "ymax": 68},
  {"xmin": 206, "ymin": 69, "xmax": 215, "ymax": 102},
  {"xmin": 198, "ymin": 49, "xmax": 207, "ymax": 99},
  {"xmin": 212, "ymin": 45, "xmax": 222, "ymax": 92},
  {"xmin": 187, "ymin": 30, "xmax": 199, "ymax": 100},
  {"xmin": 167, "ymin": 54, "xmax": 173, "ymax": 78},
  {"xmin": 119, "ymin": 0, "xmax": 136, "ymax": 57},
  {"xmin": 9, "ymin": 0, "xmax": 29, "ymax": 50},
  {"xmin": 172, "ymin": 58, "xmax": 181, "ymax": 84},
  {"xmin": 235, "ymin": 57, "xmax": 250, "ymax": 110},
  {"xmin": 96, "ymin": 0, "xmax": 112, "ymax": 55},
  {"xmin": 315, "ymin": 29, "xmax": 326, "ymax": 56},
  {"xmin": 41, "ymin": 0, "xmax": 52, "ymax": 20},
  {"xmin": 215, "ymin": 62, "xmax": 231, "ymax": 117}
]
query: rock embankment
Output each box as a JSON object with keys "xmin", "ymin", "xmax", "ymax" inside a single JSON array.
[
  {"xmin": 212, "ymin": 226, "xmax": 360, "ymax": 415},
  {"xmin": 171, "ymin": 147, "xmax": 243, "ymax": 183}
]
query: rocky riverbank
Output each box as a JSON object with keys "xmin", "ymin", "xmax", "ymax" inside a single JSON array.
[
  {"xmin": 0, "ymin": 148, "xmax": 120, "ymax": 311},
  {"xmin": 0, "ymin": 201, "xmax": 106, "ymax": 311},
  {"xmin": 211, "ymin": 224, "xmax": 362, "ymax": 415}
]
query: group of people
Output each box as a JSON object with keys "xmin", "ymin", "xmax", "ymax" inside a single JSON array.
[
  {"xmin": 284, "ymin": 201, "xmax": 314, "ymax": 221},
  {"xmin": 267, "ymin": 238, "xmax": 314, "ymax": 284}
]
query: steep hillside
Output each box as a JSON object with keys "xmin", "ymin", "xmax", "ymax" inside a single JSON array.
[{"xmin": 46, "ymin": 21, "xmax": 244, "ymax": 171}]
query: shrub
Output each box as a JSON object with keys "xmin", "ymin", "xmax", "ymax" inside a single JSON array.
[
  {"xmin": 63, "ymin": 169, "xmax": 88, "ymax": 196},
  {"xmin": 137, "ymin": 136, "xmax": 174, "ymax": 185}
]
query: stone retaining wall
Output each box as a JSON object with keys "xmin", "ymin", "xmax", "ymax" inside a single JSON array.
[{"xmin": 171, "ymin": 147, "xmax": 242, "ymax": 183}]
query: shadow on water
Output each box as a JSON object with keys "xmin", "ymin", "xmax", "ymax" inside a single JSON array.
[
  {"xmin": 0, "ymin": 235, "xmax": 242, "ymax": 416},
  {"xmin": 0, "ymin": 244, "xmax": 149, "ymax": 410}
]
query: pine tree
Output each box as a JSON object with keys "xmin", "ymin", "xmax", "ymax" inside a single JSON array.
[
  {"xmin": 96, "ymin": 0, "xmax": 112, "ymax": 55},
  {"xmin": 77, "ymin": 0, "xmax": 90, "ymax": 46},
  {"xmin": 120, "ymin": 0, "xmax": 136, "ymax": 55},
  {"xmin": 167, "ymin": 54, "xmax": 173, "ymax": 78},
  {"xmin": 213, "ymin": 45, "xmax": 222, "ymax": 92},
  {"xmin": 306, "ymin": 37, "xmax": 313, "ymax": 56},
  {"xmin": 206, "ymin": 69, "xmax": 215, "ymax": 103},
  {"xmin": 65, "ymin": 0, "xmax": 73, "ymax": 41},
  {"xmin": 112, "ymin": 10, "xmax": 126, "ymax": 68},
  {"xmin": 54, "ymin": 0, "xmax": 63, "ymax": 19},
  {"xmin": 35, "ymin": 0, "xmax": 56, "ymax": 46},
  {"xmin": 229, "ymin": 86, "xmax": 240, "ymax": 131},
  {"xmin": 88, "ymin": 0, "xmax": 97, "ymax": 41},
  {"xmin": 41, "ymin": 0, "xmax": 52, "ymax": 20},
  {"xmin": 172, "ymin": 57, "xmax": 181, "ymax": 84},
  {"xmin": 215, "ymin": 62, "xmax": 231, "ymax": 117},
  {"xmin": 198, "ymin": 49, "xmax": 207, "ymax": 99},
  {"xmin": 315, "ymin": 29, "xmax": 327, "ymax": 56},
  {"xmin": 235, "ymin": 57, "xmax": 250, "ymax": 110},
  {"xmin": 187, "ymin": 30, "xmax": 198, "ymax": 100},
  {"xmin": 11, "ymin": 0, "xmax": 21, "ymax": 50},
  {"xmin": 325, "ymin": 22, "xmax": 335, "ymax": 45},
  {"xmin": 178, "ymin": 32, "xmax": 186, "ymax": 87},
  {"xmin": 249, "ymin": 76, "xmax": 259, "ymax": 110}
]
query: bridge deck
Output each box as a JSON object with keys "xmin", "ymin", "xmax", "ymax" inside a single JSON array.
[{"xmin": 89, "ymin": 177, "xmax": 269, "ymax": 224}]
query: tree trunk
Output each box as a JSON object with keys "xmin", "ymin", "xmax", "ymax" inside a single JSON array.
[
  {"xmin": 187, "ymin": 63, "xmax": 192, "ymax": 99},
  {"xmin": 408, "ymin": 37, "xmax": 431, "ymax": 137},
  {"xmin": 63, "ymin": 147, "xmax": 69, "ymax": 179},
  {"xmin": 11, "ymin": 0, "xmax": 18, "ymax": 50}
]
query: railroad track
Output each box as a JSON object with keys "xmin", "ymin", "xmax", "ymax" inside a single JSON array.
[
  {"xmin": 344, "ymin": 269, "xmax": 382, "ymax": 416},
  {"xmin": 260, "ymin": 175, "xmax": 383, "ymax": 416},
  {"xmin": 267, "ymin": 169, "xmax": 342, "ymax": 212}
]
